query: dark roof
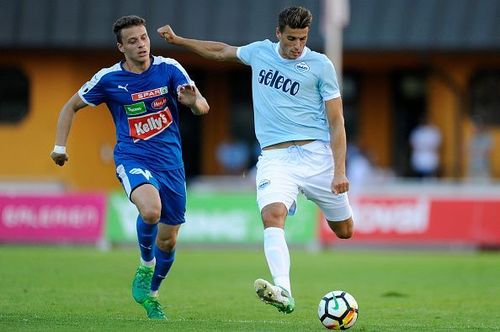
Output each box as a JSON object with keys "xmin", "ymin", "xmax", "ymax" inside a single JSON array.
[{"xmin": 1, "ymin": 0, "xmax": 499, "ymax": 51}]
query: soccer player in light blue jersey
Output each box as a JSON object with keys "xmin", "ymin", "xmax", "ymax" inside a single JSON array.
[
  {"xmin": 159, "ymin": 6, "xmax": 354, "ymax": 314},
  {"xmin": 50, "ymin": 15, "xmax": 210, "ymax": 319}
]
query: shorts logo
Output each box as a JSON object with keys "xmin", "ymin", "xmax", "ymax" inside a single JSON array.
[
  {"xmin": 124, "ymin": 102, "xmax": 146, "ymax": 116},
  {"xmin": 132, "ymin": 86, "xmax": 168, "ymax": 101},
  {"xmin": 128, "ymin": 108, "xmax": 173, "ymax": 142},
  {"xmin": 295, "ymin": 62, "xmax": 310, "ymax": 72},
  {"xmin": 258, "ymin": 179, "xmax": 271, "ymax": 190},
  {"xmin": 129, "ymin": 168, "xmax": 153, "ymax": 180},
  {"xmin": 151, "ymin": 97, "xmax": 167, "ymax": 110}
]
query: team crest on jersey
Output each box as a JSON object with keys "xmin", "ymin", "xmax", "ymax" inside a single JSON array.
[
  {"xmin": 151, "ymin": 97, "xmax": 167, "ymax": 110},
  {"xmin": 295, "ymin": 62, "xmax": 310, "ymax": 72},
  {"xmin": 132, "ymin": 86, "xmax": 168, "ymax": 101},
  {"xmin": 128, "ymin": 107, "xmax": 173, "ymax": 142}
]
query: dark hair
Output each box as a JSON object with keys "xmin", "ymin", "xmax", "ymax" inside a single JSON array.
[
  {"xmin": 112, "ymin": 15, "xmax": 146, "ymax": 43},
  {"xmin": 278, "ymin": 6, "xmax": 312, "ymax": 32}
]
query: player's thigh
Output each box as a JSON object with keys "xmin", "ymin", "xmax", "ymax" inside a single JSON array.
[
  {"xmin": 130, "ymin": 183, "xmax": 162, "ymax": 219},
  {"xmin": 255, "ymin": 152, "xmax": 299, "ymax": 216},
  {"xmin": 301, "ymin": 169, "xmax": 352, "ymax": 222},
  {"xmin": 116, "ymin": 163, "xmax": 162, "ymax": 222}
]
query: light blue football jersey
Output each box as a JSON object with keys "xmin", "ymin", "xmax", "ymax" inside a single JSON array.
[{"xmin": 237, "ymin": 40, "xmax": 340, "ymax": 148}]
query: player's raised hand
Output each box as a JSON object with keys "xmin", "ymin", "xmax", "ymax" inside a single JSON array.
[
  {"xmin": 331, "ymin": 174, "xmax": 349, "ymax": 194},
  {"xmin": 177, "ymin": 84, "xmax": 197, "ymax": 106},
  {"xmin": 50, "ymin": 151, "xmax": 69, "ymax": 166},
  {"xmin": 157, "ymin": 25, "xmax": 177, "ymax": 44}
]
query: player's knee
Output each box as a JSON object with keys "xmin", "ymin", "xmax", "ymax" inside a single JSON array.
[
  {"xmin": 328, "ymin": 218, "xmax": 353, "ymax": 239},
  {"xmin": 140, "ymin": 205, "xmax": 161, "ymax": 224},
  {"xmin": 156, "ymin": 236, "xmax": 176, "ymax": 252},
  {"xmin": 261, "ymin": 203, "xmax": 287, "ymax": 228},
  {"xmin": 335, "ymin": 228, "xmax": 353, "ymax": 239}
]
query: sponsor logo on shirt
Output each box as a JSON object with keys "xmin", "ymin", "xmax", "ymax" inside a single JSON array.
[
  {"xmin": 118, "ymin": 84, "xmax": 129, "ymax": 92},
  {"xmin": 258, "ymin": 69, "xmax": 300, "ymax": 96},
  {"xmin": 124, "ymin": 102, "xmax": 147, "ymax": 116},
  {"xmin": 131, "ymin": 86, "xmax": 168, "ymax": 101},
  {"xmin": 128, "ymin": 108, "xmax": 173, "ymax": 142},
  {"xmin": 151, "ymin": 97, "xmax": 167, "ymax": 110}
]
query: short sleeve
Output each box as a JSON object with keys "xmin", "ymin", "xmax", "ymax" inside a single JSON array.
[
  {"xmin": 78, "ymin": 70, "xmax": 107, "ymax": 106},
  {"xmin": 237, "ymin": 40, "xmax": 268, "ymax": 66},
  {"xmin": 157, "ymin": 57, "xmax": 193, "ymax": 94},
  {"xmin": 319, "ymin": 57, "xmax": 341, "ymax": 101}
]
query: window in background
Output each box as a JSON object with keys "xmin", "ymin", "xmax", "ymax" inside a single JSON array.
[
  {"xmin": 0, "ymin": 68, "xmax": 30, "ymax": 124},
  {"xmin": 228, "ymin": 69, "xmax": 256, "ymax": 169},
  {"xmin": 470, "ymin": 70, "xmax": 500, "ymax": 125},
  {"xmin": 342, "ymin": 72, "xmax": 360, "ymax": 142},
  {"xmin": 391, "ymin": 71, "xmax": 428, "ymax": 177}
]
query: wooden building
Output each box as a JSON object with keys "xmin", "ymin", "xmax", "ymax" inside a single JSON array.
[{"xmin": 1, "ymin": 0, "xmax": 499, "ymax": 190}]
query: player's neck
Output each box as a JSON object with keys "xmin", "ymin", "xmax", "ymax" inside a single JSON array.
[{"xmin": 123, "ymin": 58, "xmax": 150, "ymax": 74}]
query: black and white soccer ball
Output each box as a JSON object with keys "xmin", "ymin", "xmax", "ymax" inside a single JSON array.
[{"xmin": 318, "ymin": 290, "xmax": 359, "ymax": 330}]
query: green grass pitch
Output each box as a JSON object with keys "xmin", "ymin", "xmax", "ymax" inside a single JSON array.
[{"xmin": 0, "ymin": 246, "xmax": 499, "ymax": 331}]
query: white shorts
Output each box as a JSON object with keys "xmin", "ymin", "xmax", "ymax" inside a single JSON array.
[{"xmin": 255, "ymin": 140, "xmax": 352, "ymax": 222}]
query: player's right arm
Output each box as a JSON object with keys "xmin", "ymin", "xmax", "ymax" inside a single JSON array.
[
  {"xmin": 50, "ymin": 93, "xmax": 87, "ymax": 166},
  {"xmin": 157, "ymin": 25, "xmax": 240, "ymax": 63}
]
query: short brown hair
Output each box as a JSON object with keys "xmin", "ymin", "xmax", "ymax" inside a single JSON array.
[
  {"xmin": 112, "ymin": 15, "xmax": 146, "ymax": 43},
  {"xmin": 278, "ymin": 6, "xmax": 312, "ymax": 32}
]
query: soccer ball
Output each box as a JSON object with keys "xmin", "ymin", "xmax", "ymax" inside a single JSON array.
[{"xmin": 317, "ymin": 290, "xmax": 359, "ymax": 330}]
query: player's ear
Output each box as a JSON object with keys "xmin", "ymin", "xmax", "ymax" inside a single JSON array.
[
  {"xmin": 275, "ymin": 27, "xmax": 281, "ymax": 40},
  {"xmin": 117, "ymin": 42, "xmax": 125, "ymax": 53}
]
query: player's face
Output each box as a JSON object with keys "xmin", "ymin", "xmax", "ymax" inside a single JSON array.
[
  {"xmin": 276, "ymin": 25, "xmax": 309, "ymax": 60},
  {"xmin": 117, "ymin": 25, "xmax": 150, "ymax": 63}
]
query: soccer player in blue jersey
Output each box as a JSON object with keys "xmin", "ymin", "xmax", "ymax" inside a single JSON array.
[
  {"xmin": 50, "ymin": 15, "xmax": 210, "ymax": 319},
  {"xmin": 158, "ymin": 6, "xmax": 354, "ymax": 314}
]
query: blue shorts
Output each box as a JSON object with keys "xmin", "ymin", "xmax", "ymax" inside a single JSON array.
[{"xmin": 116, "ymin": 162, "xmax": 186, "ymax": 225}]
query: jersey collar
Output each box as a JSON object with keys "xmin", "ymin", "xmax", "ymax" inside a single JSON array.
[{"xmin": 275, "ymin": 42, "xmax": 309, "ymax": 61}]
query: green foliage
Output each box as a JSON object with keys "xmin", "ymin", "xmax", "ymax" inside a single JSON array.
[{"xmin": 0, "ymin": 247, "xmax": 499, "ymax": 331}]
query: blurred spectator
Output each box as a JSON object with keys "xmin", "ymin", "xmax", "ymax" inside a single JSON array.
[
  {"xmin": 467, "ymin": 118, "xmax": 493, "ymax": 182},
  {"xmin": 347, "ymin": 144, "xmax": 375, "ymax": 192},
  {"xmin": 216, "ymin": 137, "xmax": 250, "ymax": 174},
  {"xmin": 409, "ymin": 116, "xmax": 442, "ymax": 179}
]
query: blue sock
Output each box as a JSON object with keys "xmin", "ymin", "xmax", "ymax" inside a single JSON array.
[
  {"xmin": 151, "ymin": 247, "xmax": 176, "ymax": 292},
  {"xmin": 136, "ymin": 216, "xmax": 158, "ymax": 262}
]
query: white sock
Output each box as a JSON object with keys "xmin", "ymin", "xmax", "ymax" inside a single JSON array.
[
  {"xmin": 141, "ymin": 257, "xmax": 155, "ymax": 267},
  {"xmin": 264, "ymin": 227, "xmax": 292, "ymax": 296}
]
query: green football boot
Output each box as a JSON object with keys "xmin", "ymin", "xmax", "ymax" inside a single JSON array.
[
  {"xmin": 142, "ymin": 296, "xmax": 166, "ymax": 320},
  {"xmin": 132, "ymin": 265, "xmax": 154, "ymax": 304},
  {"xmin": 254, "ymin": 278, "xmax": 295, "ymax": 314}
]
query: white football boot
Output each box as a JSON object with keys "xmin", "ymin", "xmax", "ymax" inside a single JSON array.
[{"xmin": 254, "ymin": 278, "xmax": 295, "ymax": 314}]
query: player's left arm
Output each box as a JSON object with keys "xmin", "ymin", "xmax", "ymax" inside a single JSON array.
[
  {"xmin": 326, "ymin": 97, "xmax": 349, "ymax": 194},
  {"xmin": 177, "ymin": 84, "xmax": 210, "ymax": 115}
]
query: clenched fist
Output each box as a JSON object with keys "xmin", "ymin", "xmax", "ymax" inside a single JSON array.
[
  {"xmin": 50, "ymin": 151, "xmax": 69, "ymax": 166},
  {"xmin": 157, "ymin": 25, "xmax": 177, "ymax": 44}
]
